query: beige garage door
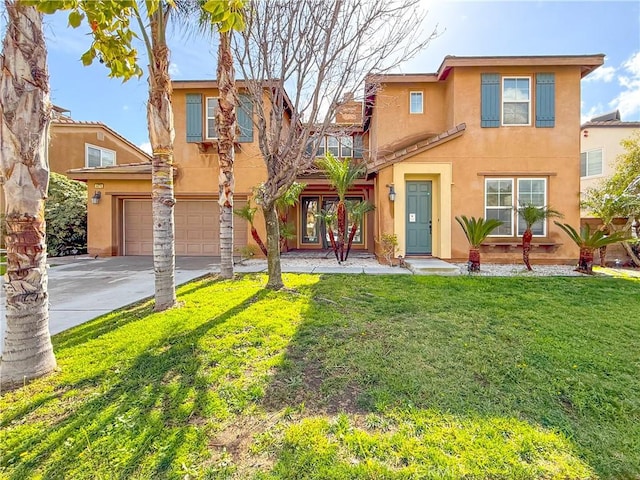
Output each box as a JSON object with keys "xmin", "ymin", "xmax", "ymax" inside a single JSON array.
[{"xmin": 124, "ymin": 199, "xmax": 247, "ymax": 256}]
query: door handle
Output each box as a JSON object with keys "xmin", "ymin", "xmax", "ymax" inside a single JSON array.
[{"xmin": 429, "ymin": 220, "xmax": 432, "ymax": 233}]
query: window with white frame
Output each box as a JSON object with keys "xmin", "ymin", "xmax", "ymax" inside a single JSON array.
[
  {"xmin": 86, "ymin": 144, "xmax": 116, "ymax": 168},
  {"xmin": 314, "ymin": 136, "xmax": 356, "ymax": 158},
  {"xmin": 485, "ymin": 177, "xmax": 548, "ymax": 237},
  {"xmin": 410, "ymin": 91, "xmax": 423, "ymax": 114},
  {"xmin": 502, "ymin": 77, "xmax": 530, "ymax": 125},
  {"xmin": 206, "ymin": 97, "xmax": 218, "ymax": 139},
  {"xmin": 339, "ymin": 136, "xmax": 353, "ymax": 157},
  {"xmin": 326, "ymin": 136, "xmax": 340, "ymax": 157},
  {"xmin": 485, "ymin": 179, "xmax": 514, "ymax": 236},
  {"xmin": 516, "ymin": 178, "xmax": 547, "ymax": 235},
  {"xmin": 580, "ymin": 148, "xmax": 603, "ymax": 177}
]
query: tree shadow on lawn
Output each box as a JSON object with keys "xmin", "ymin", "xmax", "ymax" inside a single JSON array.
[
  {"xmin": 258, "ymin": 274, "xmax": 640, "ymax": 478},
  {"xmin": 2, "ymin": 286, "xmax": 270, "ymax": 480}
]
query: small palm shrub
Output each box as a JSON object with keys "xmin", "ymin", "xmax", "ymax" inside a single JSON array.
[
  {"xmin": 554, "ymin": 222, "xmax": 627, "ymax": 274},
  {"xmin": 380, "ymin": 233, "xmax": 398, "ymax": 266},
  {"xmin": 517, "ymin": 203, "xmax": 562, "ymax": 271},
  {"xmin": 455, "ymin": 215, "xmax": 503, "ymax": 271}
]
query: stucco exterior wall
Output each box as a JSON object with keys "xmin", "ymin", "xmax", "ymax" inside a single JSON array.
[{"xmin": 49, "ymin": 124, "xmax": 148, "ymax": 173}]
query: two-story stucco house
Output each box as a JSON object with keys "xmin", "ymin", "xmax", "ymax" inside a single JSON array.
[{"xmin": 72, "ymin": 54, "xmax": 604, "ymax": 265}]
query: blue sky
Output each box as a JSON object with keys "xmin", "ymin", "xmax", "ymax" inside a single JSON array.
[{"xmin": 4, "ymin": 1, "xmax": 640, "ymax": 153}]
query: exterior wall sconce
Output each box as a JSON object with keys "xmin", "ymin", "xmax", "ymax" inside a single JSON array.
[
  {"xmin": 387, "ymin": 184, "xmax": 396, "ymax": 202},
  {"xmin": 91, "ymin": 191, "xmax": 102, "ymax": 204}
]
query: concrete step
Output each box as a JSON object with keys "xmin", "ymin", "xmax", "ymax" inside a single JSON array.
[{"xmin": 404, "ymin": 257, "xmax": 461, "ymax": 275}]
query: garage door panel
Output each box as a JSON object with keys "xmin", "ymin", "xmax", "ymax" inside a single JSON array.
[{"xmin": 124, "ymin": 199, "xmax": 247, "ymax": 256}]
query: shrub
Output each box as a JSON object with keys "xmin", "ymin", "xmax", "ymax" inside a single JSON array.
[{"xmin": 46, "ymin": 173, "xmax": 87, "ymax": 256}]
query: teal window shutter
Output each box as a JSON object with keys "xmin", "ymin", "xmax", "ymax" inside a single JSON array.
[
  {"xmin": 237, "ymin": 94, "xmax": 254, "ymax": 143},
  {"xmin": 186, "ymin": 94, "xmax": 203, "ymax": 142},
  {"xmin": 536, "ymin": 73, "xmax": 555, "ymax": 127},
  {"xmin": 353, "ymin": 134, "xmax": 364, "ymax": 158},
  {"xmin": 481, "ymin": 73, "xmax": 500, "ymax": 127}
]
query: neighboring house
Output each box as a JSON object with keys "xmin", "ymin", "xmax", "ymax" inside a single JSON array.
[
  {"xmin": 579, "ymin": 110, "xmax": 640, "ymax": 263},
  {"xmin": 580, "ymin": 110, "xmax": 640, "ymax": 197},
  {"xmin": 72, "ymin": 54, "xmax": 605, "ymax": 264}
]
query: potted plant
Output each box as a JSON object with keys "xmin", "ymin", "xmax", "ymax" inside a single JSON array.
[
  {"xmin": 554, "ymin": 222, "xmax": 628, "ymax": 274},
  {"xmin": 517, "ymin": 203, "xmax": 562, "ymax": 271},
  {"xmin": 455, "ymin": 215, "xmax": 503, "ymax": 271}
]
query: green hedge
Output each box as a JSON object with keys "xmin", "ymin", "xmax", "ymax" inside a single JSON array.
[{"xmin": 46, "ymin": 172, "xmax": 87, "ymax": 256}]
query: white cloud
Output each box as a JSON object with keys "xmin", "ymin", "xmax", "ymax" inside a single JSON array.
[
  {"xmin": 581, "ymin": 104, "xmax": 605, "ymax": 124},
  {"xmin": 609, "ymin": 51, "xmax": 640, "ymax": 120},
  {"xmin": 169, "ymin": 63, "xmax": 181, "ymax": 77},
  {"xmin": 138, "ymin": 142, "xmax": 152, "ymax": 155},
  {"xmin": 583, "ymin": 65, "xmax": 616, "ymax": 83}
]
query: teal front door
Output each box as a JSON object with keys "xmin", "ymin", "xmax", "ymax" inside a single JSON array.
[{"xmin": 405, "ymin": 181, "xmax": 432, "ymax": 255}]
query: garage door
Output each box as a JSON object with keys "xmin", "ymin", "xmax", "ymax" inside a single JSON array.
[{"xmin": 124, "ymin": 199, "xmax": 247, "ymax": 256}]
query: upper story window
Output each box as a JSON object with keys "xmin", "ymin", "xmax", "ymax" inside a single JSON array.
[
  {"xmin": 485, "ymin": 177, "xmax": 548, "ymax": 237},
  {"xmin": 410, "ymin": 91, "xmax": 423, "ymax": 114},
  {"xmin": 502, "ymin": 77, "xmax": 530, "ymax": 126},
  {"xmin": 206, "ymin": 97, "xmax": 218, "ymax": 139},
  {"xmin": 86, "ymin": 144, "xmax": 116, "ymax": 168},
  {"xmin": 580, "ymin": 148, "xmax": 603, "ymax": 177},
  {"xmin": 482, "ymin": 73, "xmax": 554, "ymax": 128},
  {"xmin": 310, "ymin": 135, "xmax": 362, "ymax": 159}
]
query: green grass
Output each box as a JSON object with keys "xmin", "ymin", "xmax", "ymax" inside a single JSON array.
[{"xmin": 1, "ymin": 273, "xmax": 639, "ymax": 479}]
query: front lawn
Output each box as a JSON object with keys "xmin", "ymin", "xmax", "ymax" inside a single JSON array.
[{"xmin": 1, "ymin": 274, "xmax": 639, "ymax": 479}]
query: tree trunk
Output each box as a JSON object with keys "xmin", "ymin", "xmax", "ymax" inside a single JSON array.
[
  {"xmin": 148, "ymin": 13, "xmax": 176, "ymax": 312},
  {"xmin": 264, "ymin": 203, "xmax": 283, "ymax": 289},
  {"xmin": 599, "ymin": 245, "xmax": 607, "ymax": 268},
  {"xmin": 327, "ymin": 223, "xmax": 340, "ymax": 262},
  {"xmin": 578, "ymin": 247, "xmax": 594, "ymax": 274},
  {"xmin": 217, "ymin": 31, "xmax": 236, "ymax": 279},
  {"xmin": 468, "ymin": 247, "xmax": 481, "ymax": 272},
  {"xmin": 337, "ymin": 200, "xmax": 346, "ymax": 262},
  {"xmin": 0, "ymin": 1, "xmax": 56, "ymax": 390},
  {"xmin": 345, "ymin": 222, "xmax": 359, "ymax": 261},
  {"xmin": 522, "ymin": 229, "xmax": 533, "ymax": 271}
]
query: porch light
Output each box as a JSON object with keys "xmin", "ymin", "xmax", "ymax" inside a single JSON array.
[
  {"xmin": 91, "ymin": 191, "xmax": 102, "ymax": 204},
  {"xmin": 387, "ymin": 184, "xmax": 396, "ymax": 202}
]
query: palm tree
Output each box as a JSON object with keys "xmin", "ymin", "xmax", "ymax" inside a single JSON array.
[
  {"xmin": 517, "ymin": 203, "xmax": 562, "ymax": 271},
  {"xmin": 275, "ymin": 181, "xmax": 305, "ymax": 253},
  {"xmin": 199, "ymin": 2, "xmax": 246, "ymax": 279},
  {"xmin": 233, "ymin": 201, "xmax": 268, "ymax": 257},
  {"xmin": 455, "ymin": 216, "xmax": 503, "ymax": 271},
  {"xmin": 136, "ymin": 2, "xmax": 179, "ymax": 310},
  {"xmin": 317, "ymin": 153, "xmax": 367, "ymax": 262},
  {"xmin": 555, "ymin": 222, "xmax": 628, "ymax": 274},
  {"xmin": 0, "ymin": 0, "xmax": 56, "ymax": 389},
  {"xmin": 345, "ymin": 201, "xmax": 375, "ymax": 261}
]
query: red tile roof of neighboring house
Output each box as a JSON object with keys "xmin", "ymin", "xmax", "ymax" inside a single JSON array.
[{"xmin": 368, "ymin": 123, "xmax": 466, "ymax": 173}]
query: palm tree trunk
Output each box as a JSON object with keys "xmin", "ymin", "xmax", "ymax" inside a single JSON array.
[
  {"xmin": 345, "ymin": 222, "xmax": 359, "ymax": 261},
  {"xmin": 578, "ymin": 247, "xmax": 594, "ymax": 274},
  {"xmin": 264, "ymin": 203, "xmax": 283, "ymax": 289},
  {"xmin": 522, "ymin": 229, "xmax": 533, "ymax": 271},
  {"xmin": 599, "ymin": 245, "xmax": 607, "ymax": 268},
  {"xmin": 468, "ymin": 248, "xmax": 481, "ymax": 272},
  {"xmin": 0, "ymin": 1, "xmax": 56, "ymax": 390},
  {"xmin": 217, "ymin": 31, "xmax": 236, "ymax": 279},
  {"xmin": 148, "ymin": 12, "xmax": 176, "ymax": 311},
  {"xmin": 327, "ymin": 224, "xmax": 340, "ymax": 262},
  {"xmin": 250, "ymin": 226, "xmax": 268, "ymax": 257},
  {"xmin": 337, "ymin": 201, "xmax": 346, "ymax": 262}
]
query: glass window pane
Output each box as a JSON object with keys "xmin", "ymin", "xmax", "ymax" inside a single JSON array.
[
  {"xmin": 503, "ymin": 79, "xmax": 517, "ymax": 101},
  {"xmin": 206, "ymin": 98, "xmax": 217, "ymax": 138},
  {"xmin": 504, "ymin": 103, "xmax": 528, "ymax": 124},
  {"xmin": 87, "ymin": 147, "xmax": 101, "ymax": 167},
  {"xmin": 102, "ymin": 150, "xmax": 115, "ymax": 166},
  {"xmin": 580, "ymin": 153, "xmax": 587, "ymax": 177},
  {"xmin": 587, "ymin": 149, "xmax": 602, "ymax": 176},
  {"xmin": 327, "ymin": 137, "xmax": 340, "ymax": 157},
  {"xmin": 301, "ymin": 197, "xmax": 319, "ymax": 244},
  {"xmin": 340, "ymin": 137, "xmax": 353, "ymax": 158},
  {"xmin": 207, "ymin": 118, "xmax": 216, "ymax": 139},
  {"xmin": 410, "ymin": 92, "xmax": 423, "ymax": 114},
  {"xmin": 486, "ymin": 208, "xmax": 512, "ymax": 236}
]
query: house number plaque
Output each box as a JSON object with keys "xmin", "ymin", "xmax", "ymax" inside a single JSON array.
[{"xmin": 409, "ymin": 213, "xmax": 416, "ymax": 222}]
